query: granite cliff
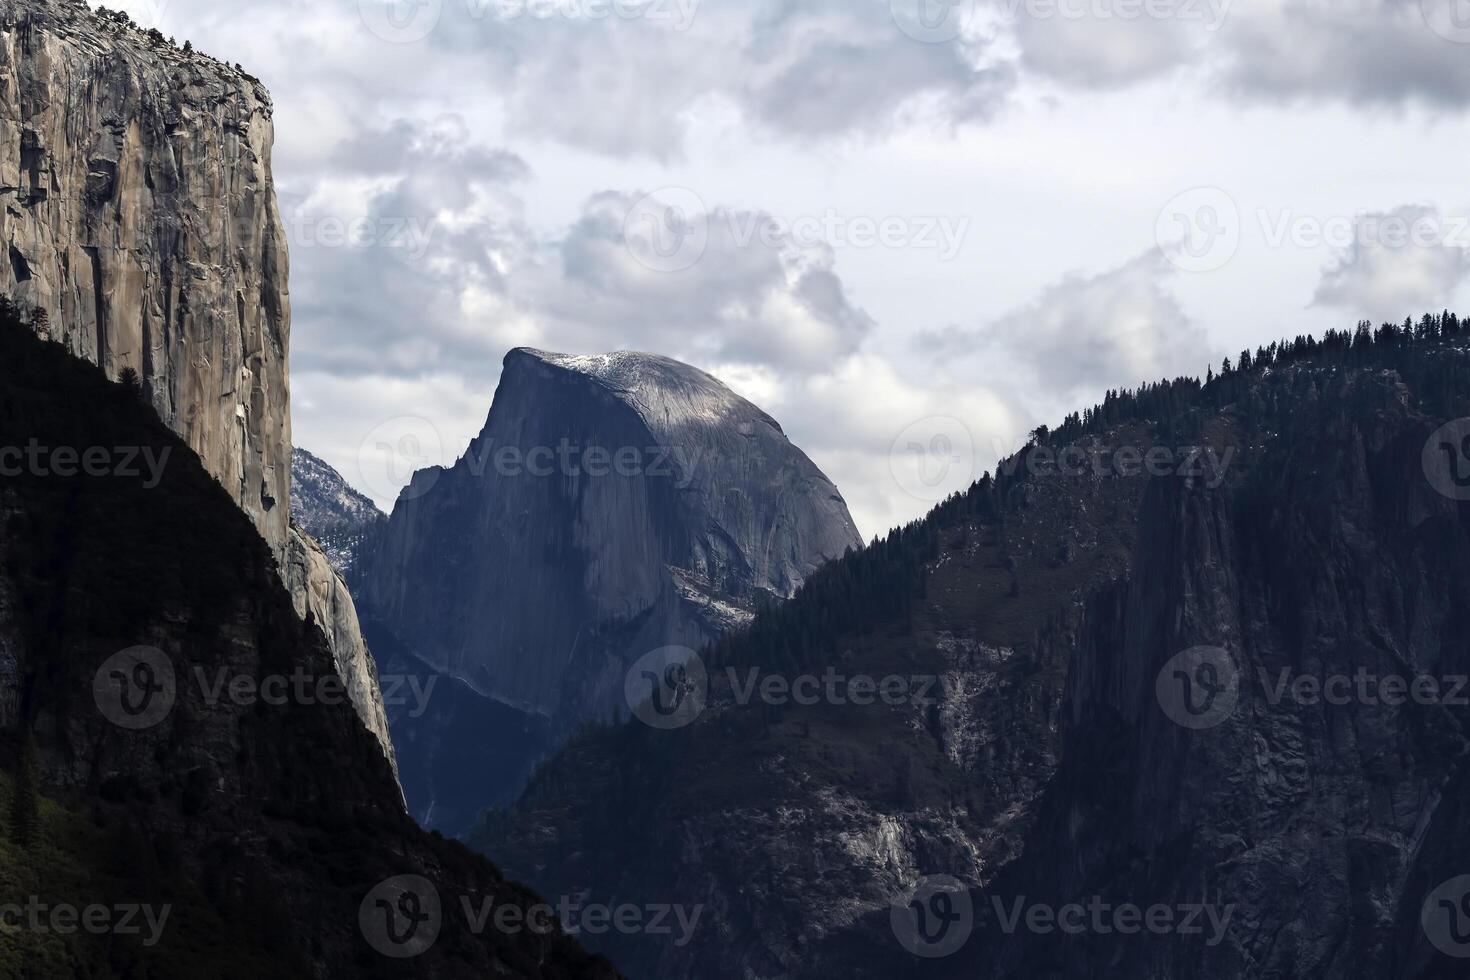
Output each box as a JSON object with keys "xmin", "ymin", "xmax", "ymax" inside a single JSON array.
[
  {"xmin": 0, "ymin": 0, "xmax": 396, "ymax": 773},
  {"xmin": 963, "ymin": 356, "xmax": 1470, "ymax": 980},
  {"xmin": 0, "ymin": 0, "xmax": 289, "ymax": 554},
  {"xmin": 355, "ymin": 347, "xmax": 863, "ymax": 831},
  {"xmin": 284, "ymin": 524, "xmax": 397, "ymax": 786}
]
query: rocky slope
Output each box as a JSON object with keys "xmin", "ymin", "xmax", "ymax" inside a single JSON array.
[
  {"xmin": 354, "ymin": 347, "xmax": 863, "ymax": 832},
  {"xmin": 0, "ymin": 319, "xmax": 618, "ymax": 978},
  {"xmin": 284, "ymin": 524, "xmax": 398, "ymax": 784},
  {"xmin": 0, "ymin": 0, "xmax": 290, "ymax": 556},
  {"xmin": 472, "ymin": 323, "xmax": 1470, "ymax": 979},
  {"xmin": 292, "ymin": 447, "xmax": 386, "ymax": 574}
]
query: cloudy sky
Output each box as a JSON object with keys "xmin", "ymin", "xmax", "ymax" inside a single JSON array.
[{"xmin": 103, "ymin": 0, "xmax": 1470, "ymax": 537}]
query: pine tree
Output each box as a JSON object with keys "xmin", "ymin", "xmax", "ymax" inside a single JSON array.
[{"xmin": 118, "ymin": 366, "xmax": 142, "ymax": 400}]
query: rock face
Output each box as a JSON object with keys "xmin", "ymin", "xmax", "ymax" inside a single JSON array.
[
  {"xmin": 292, "ymin": 447, "xmax": 386, "ymax": 574},
  {"xmin": 0, "ymin": 1, "xmax": 401, "ymax": 775},
  {"xmin": 284, "ymin": 524, "xmax": 398, "ymax": 783},
  {"xmin": 472, "ymin": 332, "xmax": 1470, "ymax": 979},
  {"xmin": 355, "ymin": 347, "xmax": 862, "ymax": 830},
  {"xmin": 285, "ymin": 452, "xmax": 396, "ymax": 773},
  {"xmin": 0, "ymin": 0, "xmax": 291, "ymax": 558},
  {"xmin": 964, "ymin": 367, "xmax": 1470, "ymax": 980}
]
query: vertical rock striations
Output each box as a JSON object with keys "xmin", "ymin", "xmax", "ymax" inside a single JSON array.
[
  {"xmin": 356, "ymin": 347, "xmax": 863, "ymax": 829},
  {"xmin": 0, "ymin": 0, "xmax": 290, "ymax": 557},
  {"xmin": 0, "ymin": 0, "xmax": 399, "ymax": 776}
]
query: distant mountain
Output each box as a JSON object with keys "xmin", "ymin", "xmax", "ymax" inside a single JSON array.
[
  {"xmin": 471, "ymin": 318, "xmax": 1470, "ymax": 980},
  {"xmin": 353, "ymin": 347, "xmax": 863, "ymax": 833},
  {"xmin": 291, "ymin": 448, "xmax": 385, "ymax": 574}
]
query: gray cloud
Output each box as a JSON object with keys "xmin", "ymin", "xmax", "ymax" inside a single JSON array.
[
  {"xmin": 1311, "ymin": 205, "xmax": 1470, "ymax": 322},
  {"xmin": 421, "ymin": 0, "xmax": 1013, "ymax": 159},
  {"xmin": 534, "ymin": 190, "xmax": 877, "ymax": 370},
  {"xmin": 281, "ymin": 116, "xmax": 536, "ymax": 380},
  {"xmin": 114, "ymin": 0, "xmax": 1470, "ymax": 539},
  {"xmin": 1213, "ymin": 0, "xmax": 1470, "ymax": 107},
  {"xmin": 1003, "ymin": 0, "xmax": 1470, "ymax": 108},
  {"xmin": 1010, "ymin": 3, "xmax": 1202, "ymax": 86},
  {"xmin": 286, "ymin": 119, "xmax": 875, "ymax": 385},
  {"xmin": 146, "ymin": 0, "xmax": 1470, "ymax": 168}
]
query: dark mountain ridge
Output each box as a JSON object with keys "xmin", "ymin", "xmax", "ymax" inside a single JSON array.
[
  {"xmin": 0, "ymin": 311, "xmax": 617, "ymax": 978},
  {"xmin": 471, "ymin": 314, "xmax": 1470, "ymax": 979}
]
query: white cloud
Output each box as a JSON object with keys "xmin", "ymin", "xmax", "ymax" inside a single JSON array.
[
  {"xmin": 291, "ymin": 370, "xmax": 493, "ymax": 511},
  {"xmin": 1010, "ymin": 2, "xmax": 1203, "ymax": 86},
  {"xmin": 921, "ymin": 250, "xmax": 1216, "ymax": 401},
  {"xmin": 712, "ymin": 353, "xmax": 1025, "ymax": 538},
  {"xmin": 1311, "ymin": 205, "xmax": 1470, "ymax": 322}
]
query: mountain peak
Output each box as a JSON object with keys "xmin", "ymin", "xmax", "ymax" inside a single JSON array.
[
  {"xmin": 357, "ymin": 345, "xmax": 863, "ymax": 829},
  {"xmin": 505, "ymin": 346, "xmax": 782, "ymax": 436}
]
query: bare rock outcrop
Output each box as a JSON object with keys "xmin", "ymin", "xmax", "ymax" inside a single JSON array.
[
  {"xmin": 0, "ymin": 0, "xmax": 290, "ymax": 555},
  {"xmin": 361, "ymin": 347, "xmax": 862, "ymax": 721},
  {"xmin": 0, "ymin": 0, "xmax": 399, "ymax": 776},
  {"xmin": 355, "ymin": 347, "xmax": 863, "ymax": 830},
  {"xmin": 285, "ymin": 524, "xmax": 398, "ymax": 782}
]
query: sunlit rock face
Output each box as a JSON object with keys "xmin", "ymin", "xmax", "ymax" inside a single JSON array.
[
  {"xmin": 0, "ymin": 0, "xmax": 291, "ymax": 557},
  {"xmin": 284, "ymin": 524, "xmax": 398, "ymax": 785},
  {"xmin": 0, "ymin": 0, "xmax": 403, "ymax": 777},
  {"xmin": 356, "ymin": 348, "xmax": 862, "ymax": 827}
]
